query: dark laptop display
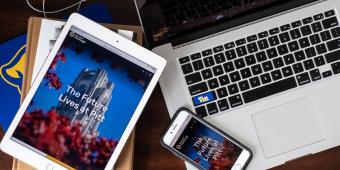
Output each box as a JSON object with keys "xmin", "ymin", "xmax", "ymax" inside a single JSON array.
[{"xmin": 136, "ymin": 0, "xmax": 317, "ymax": 48}]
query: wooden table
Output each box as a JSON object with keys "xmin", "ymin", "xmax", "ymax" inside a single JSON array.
[{"xmin": 1, "ymin": 0, "xmax": 340, "ymax": 170}]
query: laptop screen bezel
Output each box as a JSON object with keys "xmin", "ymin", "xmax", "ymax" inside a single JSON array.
[{"xmin": 135, "ymin": 0, "xmax": 321, "ymax": 49}]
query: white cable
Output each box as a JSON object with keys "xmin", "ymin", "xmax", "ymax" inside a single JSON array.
[{"xmin": 26, "ymin": 0, "xmax": 85, "ymax": 17}]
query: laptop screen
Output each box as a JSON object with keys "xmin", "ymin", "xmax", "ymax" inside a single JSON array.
[{"xmin": 136, "ymin": 0, "xmax": 316, "ymax": 48}]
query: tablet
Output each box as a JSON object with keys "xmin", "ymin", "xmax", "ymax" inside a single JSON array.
[{"xmin": 0, "ymin": 13, "xmax": 166, "ymax": 170}]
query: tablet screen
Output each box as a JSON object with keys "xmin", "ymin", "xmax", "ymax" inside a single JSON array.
[{"xmin": 10, "ymin": 26, "xmax": 156, "ymax": 170}]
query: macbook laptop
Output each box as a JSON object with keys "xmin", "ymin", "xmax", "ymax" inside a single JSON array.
[{"xmin": 135, "ymin": 0, "xmax": 340, "ymax": 169}]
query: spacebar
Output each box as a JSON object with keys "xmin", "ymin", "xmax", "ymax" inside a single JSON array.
[{"xmin": 242, "ymin": 77, "xmax": 297, "ymax": 103}]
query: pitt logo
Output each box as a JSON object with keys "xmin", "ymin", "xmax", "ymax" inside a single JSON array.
[
  {"xmin": 0, "ymin": 45, "xmax": 26, "ymax": 94},
  {"xmin": 198, "ymin": 96, "xmax": 209, "ymax": 103}
]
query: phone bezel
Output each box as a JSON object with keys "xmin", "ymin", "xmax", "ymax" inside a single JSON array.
[{"xmin": 161, "ymin": 107, "xmax": 253, "ymax": 170}]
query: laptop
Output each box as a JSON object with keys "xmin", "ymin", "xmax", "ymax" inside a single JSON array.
[{"xmin": 134, "ymin": 0, "xmax": 340, "ymax": 169}]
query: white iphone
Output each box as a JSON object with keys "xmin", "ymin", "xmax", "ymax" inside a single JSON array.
[{"xmin": 161, "ymin": 108, "xmax": 252, "ymax": 170}]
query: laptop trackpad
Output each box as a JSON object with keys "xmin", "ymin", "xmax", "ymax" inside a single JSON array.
[{"xmin": 252, "ymin": 97, "xmax": 324, "ymax": 158}]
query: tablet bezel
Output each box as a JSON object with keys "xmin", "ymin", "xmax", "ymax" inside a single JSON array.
[{"xmin": 1, "ymin": 13, "xmax": 166, "ymax": 170}]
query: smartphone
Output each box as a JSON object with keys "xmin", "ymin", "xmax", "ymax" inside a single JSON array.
[{"xmin": 161, "ymin": 108, "xmax": 252, "ymax": 170}]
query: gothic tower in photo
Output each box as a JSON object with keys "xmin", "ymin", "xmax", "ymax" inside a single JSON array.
[{"xmin": 57, "ymin": 68, "xmax": 114, "ymax": 136}]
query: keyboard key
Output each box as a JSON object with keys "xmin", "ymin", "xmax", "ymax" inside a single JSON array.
[
  {"xmin": 268, "ymin": 35, "xmax": 280, "ymax": 46},
  {"xmin": 192, "ymin": 60, "xmax": 204, "ymax": 71},
  {"xmin": 271, "ymin": 70, "xmax": 283, "ymax": 81},
  {"xmin": 331, "ymin": 62, "xmax": 340, "ymax": 74},
  {"xmin": 192, "ymin": 91, "xmax": 216, "ymax": 106},
  {"xmin": 202, "ymin": 49, "xmax": 213, "ymax": 56},
  {"xmin": 325, "ymin": 10, "xmax": 335, "ymax": 17},
  {"xmin": 203, "ymin": 56, "xmax": 215, "ymax": 67},
  {"xmin": 277, "ymin": 44, "xmax": 289, "ymax": 55},
  {"xmin": 290, "ymin": 29, "xmax": 302, "ymax": 39},
  {"xmin": 191, "ymin": 53, "xmax": 201, "ymax": 60},
  {"xmin": 294, "ymin": 50, "xmax": 306, "ymax": 61},
  {"xmin": 228, "ymin": 84, "xmax": 239, "ymax": 95},
  {"xmin": 236, "ymin": 46, "xmax": 248, "ymax": 57},
  {"xmin": 280, "ymin": 24, "xmax": 291, "ymax": 32},
  {"xmin": 245, "ymin": 54, "xmax": 256, "ymax": 66},
  {"xmin": 279, "ymin": 32, "xmax": 291, "ymax": 43},
  {"xmin": 247, "ymin": 43, "xmax": 258, "ymax": 53},
  {"xmin": 213, "ymin": 45, "xmax": 224, "ymax": 53},
  {"xmin": 301, "ymin": 25, "xmax": 312, "ymax": 36},
  {"xmin": 299, "ymin": 37, "xmax": 311, "ymax": 48},
  {"xmin": 242, "ymin": 77, "xmax": 297, "ymax": 103},
  {"xmin": 182, "ymin": 63, "xmax": 193, "ymax": 74},
  {"xmin": 256, "ymin": 51, "xmax": 267, "ymax": 62},
  {"xmin": 208, "ymin": 78, "xmax": 219, "ymax": 89},
  {"xmin": 240, "ymin": 68, "xmax": 252, "ymax": 79},
  {"xmin": 258, "ymin": 31, "xmax": 269, "ymax": 38},
  {"xmin": 303, "ymin": 59, "xmax": 315, "ymax": 70},
  {"xmin": 262, "ymin": 61, "xmax": 274, "ymax": 72},
  {"xmin": 309, "ymin": 34, "xmax": 321, "ymax": 45},
  {"xmin": 236, "ymin": 38, "xmax": 246, "ymax": 46},
  {"xmin": 305, "ymin": 47, "xmax": 317, "ymax": 58},
  {"xmin": 296, "ymin": 72, "xmax": 311, "ymax": 86},
  {"xmin": 321, "ymin": 30, "xmax": 332, "ymax": 41},
  {"xmin": 288, "ymin": 41, "xmax": 300, "ymax": 52},
  {"xmin": 217, "ymin": 87, "xmax": 228, "ymax": 98},
  {"xmin": 225, "ymin": 42, "xmax": 235, "ymax": 49},
  {"xmin": 322, "ymin": 70, "xmax": 333, "ymax": 78},
  {"xmin": 228, "ymin": 95, "xmax": 243, "ymax": 108},
  {"xmin": 217, "ymin": 99, "xmax": 229, "ymax": 111},
  {"xmin": 282, "ymin": 66, "xmax": 294, "ymax": 77},
  {"xmin": 292, "ymin": 20, "xmax": 302, "ymax": 28},
  {"xmin": 267, "ymin": 48, "xmax": 278, "ymax": 59},
  {"xmin": 312, "ymin": 22, "xmax": 323, "ymax": 33},
  {"xmin": 269, "ymin": 28, "xmax": 280, "ymax": 35},
  {"xmin": 239, "ymin": 80, "xmax": 250, "ymax": 91},
  {"xmin": 331, "ymin": 27, "xmax": 340, "ymax": 38},
  {"xmin": 223, "ymin": 61, "xmax": 235, "ymax": 73},
  {"xmin": 219, "ymin": 75, "xmax": 230, "ymax": 86},
  {"xmin": 314, "ymin": 56, "xmax": 326, "ymax": 66},
  {"xmin": 284, "ymin": 54, "xmax": 295, "ymax": 65},
  {"xmin": 258, "ymin": 39, "xmax": 269, "ymax": 50},
  {"xmin": 202, "ymin": 68, "xmax": 213, "ymax": 79},
  {"xmin": 189, "ymin": 82, "xmax": 208, "ymax": 95},
  {"xmin": 273, "ymin": 57, "xmax": 284, "ymax": 68},
  {"xmin": 225, "ymin": 49, "xmax": 237, "ymax": 60},
  {"xmin": 212, "ymin": 65, "xmax": 224, "ymax": 76},
  {"xmin": 310, "ymin": 69, "xmax": 322, "ymax": 81},
  {"xmin": 260, "ymin": 73, "xmax": 272, "ymax": 84},
  {"xmin": 179, "ymin": 56, "xmax": 190, "ymax": 64},
  {"xmin": 327, "ymin": 38, "xmax": 340, "ymax": 51},
  {"xmin": 185, "ymin": 72, "xmax": 202, "ymax": 85},
  {"xmin": 247, "ymin": 35, "xmax": 258, "ymax": 42},
  {"xmin": 230, "ymin": 71, "xmax": 241, "ymax": 82},
  {"xmin": 195, "ymin": 106, "xmax": 207, "ymax": 117},
  {"xmin": 293, "ymin": 63, "xmax": 304, "ymax": 74},
  {"xmin": 234, "ymin": 58, "xmax": 246, "ymax": 69},
  {"xmin": 313, "ymin": 13, "xmax": 324, "ymax": 21},
  {"xmin": 250, "ymin": 76, "xmax": 261, "ymax": 87},
  {"xmin": 322, "ymin": 17, "xmax": 339, "ymax": 29},
  {"xmin": 214, "ymin": 53, "xmax": 226, "ymax": 64},
  {"xmin": 251, "ymin": 64, "xmax": 263, "ymax": 75},
  {"xmin": 302, "ymin": 17, "xmax": 313, "ymax": 24},
  {"xmin": 316, "ymin": 44, "xmax": 327, "ymax": 54}
]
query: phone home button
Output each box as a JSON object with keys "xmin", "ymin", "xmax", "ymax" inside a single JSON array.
[
  {"xmin": 46, "ymin": 164, "xmax": 54, "ymax": 170},
  {"xmin": 232, "ymin": 164, "xmax": 241, "ymax": 170}
]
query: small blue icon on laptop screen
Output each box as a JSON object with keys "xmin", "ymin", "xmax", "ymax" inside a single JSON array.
[{"xmin": 192, "ymin": 92, "xmax": 215, "ymax": 106}]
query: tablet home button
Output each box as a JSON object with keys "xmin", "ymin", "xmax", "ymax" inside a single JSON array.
[{"xmin": 46, "ymin": 164, "xmax": 54, "ymax": 170}]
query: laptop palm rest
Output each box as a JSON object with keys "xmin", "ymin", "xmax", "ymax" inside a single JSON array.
[{"xmin": 252, "ymin": 97, "xmax": 325, "ymax": 158}]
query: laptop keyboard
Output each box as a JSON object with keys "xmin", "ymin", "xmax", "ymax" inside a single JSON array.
[{"xmin": 179, "ymin": 10, "xmax": 340, "ymax": 118}]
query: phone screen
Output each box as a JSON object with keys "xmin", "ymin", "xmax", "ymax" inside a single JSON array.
[{"xmin": 167, "ymin": 112, "xmax": 247, "ymax": 170}]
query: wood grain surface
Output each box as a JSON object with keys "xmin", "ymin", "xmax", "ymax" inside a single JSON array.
[{"xmin": 0, "ymin": 0, "xmax": 340, "ymax": 170}]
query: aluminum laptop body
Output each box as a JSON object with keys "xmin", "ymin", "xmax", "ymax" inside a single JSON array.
[{"xmin": 135, "ymin": 0, "xmax": 340, "ymax": 169}]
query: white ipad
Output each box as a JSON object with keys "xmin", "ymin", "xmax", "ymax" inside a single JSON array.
[{"xmin": 0, "ymin": 13, "xmax": 166, "ymax": 170}]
